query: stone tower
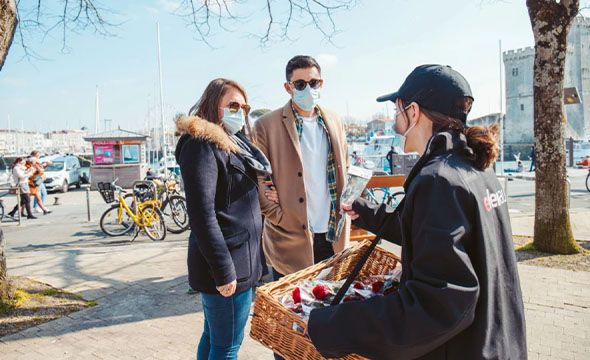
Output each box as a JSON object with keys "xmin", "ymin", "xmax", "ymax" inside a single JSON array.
[{"xmin": 503, "ymin": 16, "xmax": 590, "ymax": 153}]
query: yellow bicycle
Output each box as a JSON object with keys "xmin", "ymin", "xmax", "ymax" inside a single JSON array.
[{"xmin": 98, "ymin": 179, "xmax": 167, "ymax": 241}]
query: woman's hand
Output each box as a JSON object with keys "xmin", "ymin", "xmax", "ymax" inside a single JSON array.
[
  {"xmin": 216, "ymin": 280, "xmax": 237, "ymax": 297},
  {"xmin": 265, "ymin": 188, "xmax": 280, "ymax": 204},
  {"xmin": 341, "ymin": 202, "xmax": 359, "ymax": 220}
]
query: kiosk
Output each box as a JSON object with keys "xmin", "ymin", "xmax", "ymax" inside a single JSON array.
[{"xmin": 84, "ymin": 128, "xmax": 150, "ymax": 189}]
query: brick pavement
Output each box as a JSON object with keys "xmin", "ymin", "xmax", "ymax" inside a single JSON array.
[{"xmin": 1, "ymin": 239, "xmax": 589, "ymax": 359}]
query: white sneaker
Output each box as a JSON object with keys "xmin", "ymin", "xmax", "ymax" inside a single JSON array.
[{"xmin": 33, "ymin": 208, "xmax": 41, "ymax": 213}]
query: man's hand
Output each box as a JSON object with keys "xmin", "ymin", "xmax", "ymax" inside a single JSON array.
[
  {"xmin": 265, "ymin": 188, "xmax": 280, "ymax": 204},
  {"xmin": 216, "ymin": 280, "xmax": 237, "ymax": 297}
]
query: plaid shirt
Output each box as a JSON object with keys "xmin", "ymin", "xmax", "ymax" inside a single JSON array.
[{"xmin": 292, "ymin": 105, "xmax": 338, "ymax": 243}]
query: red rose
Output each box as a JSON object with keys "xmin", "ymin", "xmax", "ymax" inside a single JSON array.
[
  {"xmin": 372, "ymin": 280, "xmax": 384, "ymax": 293},
  {"xmin": 312, "ymin": 284, "xmax": 331, "ymax": 300},
  {"xmin": 292, "ymin": 287, "xmax": 301, "ymax": 304},
  {"xmin": 384, "ymin": 287, "xmax": 398, "ymax": 295},
  {"xmin": 353, "ymin": 282, "xmax": 364, "ymax": 290}
]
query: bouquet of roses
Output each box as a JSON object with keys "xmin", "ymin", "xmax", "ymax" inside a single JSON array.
[
  {"xmin": 335, "ymin": 165, "xmax": 374, "ymax": 239},
  {"xmin": 276, "ymin": 266, "xmax": 402, "ymax": 322}
]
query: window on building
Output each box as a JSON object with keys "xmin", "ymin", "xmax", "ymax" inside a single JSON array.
[
  {"xmin": 512, "ymin": 68, "xmax": 519, "ymax": 77},
  {"xmin": 520, "ymin": 104, "xmax": 524, "ymax": 111}
]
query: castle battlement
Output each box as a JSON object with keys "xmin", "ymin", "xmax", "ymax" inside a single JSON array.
[{"xmin": 503, "ymin": 47, "xmax": 534, "ymax": 62}]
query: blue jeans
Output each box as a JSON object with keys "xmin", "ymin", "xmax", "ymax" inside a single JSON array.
[
  {"xmin": 33, "ymin": 183, "xmax": 47, "ymax": 209},
  {"xmin": 197, "ymin": 288, "xmax": 253, "ymax": 360}
]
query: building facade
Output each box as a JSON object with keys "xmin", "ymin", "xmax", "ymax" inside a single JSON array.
[
  {"xmin": 503, "ymin": 16, "xmax": 590, "ymax": 147},
  {"xmin": 0, "ymin": 129, "xmax": 91, "ymax": 154},
  {"xmin": 366, "ymin": 119, "xmax": 393, "ymax": 136},
  {"xmin": 467, "ymin": 113, "xmax": 501, "ymax": 127}
]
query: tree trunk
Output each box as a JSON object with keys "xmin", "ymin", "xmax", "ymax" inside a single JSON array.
[
  {"xmin": 527, "ymin": 0, "xmax": 582, "ymax": 254},
  {"xmin": 0, "ymin": 0, "xmax": 17, "ymax": 72},
  {"xmin": 0, "ymin": 229, "xmax": 8, "ymax": 302}
]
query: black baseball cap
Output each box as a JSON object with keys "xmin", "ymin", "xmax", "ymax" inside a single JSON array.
[{"xmin": 377, "ymin": 64, "xmax": 474, "ymax": 122}]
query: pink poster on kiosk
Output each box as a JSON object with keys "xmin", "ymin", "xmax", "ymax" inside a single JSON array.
[{"xmin": 94, "ymin": 143, "xmax": 115, "ymax": 164}]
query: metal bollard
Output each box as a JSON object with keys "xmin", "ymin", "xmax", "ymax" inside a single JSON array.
[
  {"xmin": 504, "ymin": 176, "xmax": 508, "ymax": 197},
  {"xmin": 86, "ymin": 188, "xmax": 91, "ymax": 222}
]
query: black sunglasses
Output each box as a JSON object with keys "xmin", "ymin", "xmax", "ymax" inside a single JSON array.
[
  {"xmin": 288, "ymin": 78, "xmax": 323, "ymax": 91},
  {"xmin": 226, "ymin": 101, "xmax": 251, "ymax": 115}
]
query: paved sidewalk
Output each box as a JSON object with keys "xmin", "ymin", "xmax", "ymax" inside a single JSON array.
[
  {"xmin": 0, "ymin": 241, "xmax": 271, "ymax": 359},
  {"xmin": 1, "ymin": 239, "xmax": 589, "ymax": 359}
]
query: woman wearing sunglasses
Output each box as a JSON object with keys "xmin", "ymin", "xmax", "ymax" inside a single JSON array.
[{"xmin": 175, "ymin": 78, "xmax": 271, "ymax": 360}]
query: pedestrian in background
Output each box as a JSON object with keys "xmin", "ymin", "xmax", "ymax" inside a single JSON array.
[
  {"xmin": 29, "ymin": 151, "xmax": 51, "ymax": 215},
  {"xmin": 386, "ymin": 145, "xmax": 397, "ymax": 174},
  {"xmin": 8, "ymin": 157, "xmax": 36, "ymax": 219}
]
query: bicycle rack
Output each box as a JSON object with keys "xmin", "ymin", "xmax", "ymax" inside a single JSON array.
[{"xmin": 132, "ymin": 181, "xmax": 159, "ymax": 204}]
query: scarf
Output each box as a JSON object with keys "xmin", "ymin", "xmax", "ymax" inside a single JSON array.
[{"xmin": 231, "ymin": 132, "xmax": 272, "ymax": 176}]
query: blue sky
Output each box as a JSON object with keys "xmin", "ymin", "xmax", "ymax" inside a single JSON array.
[{"xmin": 1, "ymin": 0, "xmax": 589, "ymax": 133}]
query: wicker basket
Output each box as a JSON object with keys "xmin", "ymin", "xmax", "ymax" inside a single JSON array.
[{"xmin": 250, "ymin": 240, "xmax": 401, "ymax": 360}]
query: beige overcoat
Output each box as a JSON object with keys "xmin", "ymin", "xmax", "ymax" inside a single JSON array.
[{"xmin": 254, "ymin": 101, "xmax": 350, "ymax": 275}]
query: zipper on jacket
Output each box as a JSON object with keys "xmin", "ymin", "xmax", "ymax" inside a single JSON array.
[
  {"xmin": 230, "ymin": 164, "xmax": 258, "ymax": 187},
  {"xmin": 226, "ymin": 175, "xmax": 232, "ymax": 209}
]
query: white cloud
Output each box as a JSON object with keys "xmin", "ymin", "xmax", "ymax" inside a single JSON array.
[
  {"xmin": 146, "ymin": 7, "xmax": 159, "ymax": 15},
  {"xmin": 159, "ymin": 0, "xmax": 181, "ymax": 12},
  {"xmin": 316, "ymin": 54, "xmax": 338, "ymax": 66}
]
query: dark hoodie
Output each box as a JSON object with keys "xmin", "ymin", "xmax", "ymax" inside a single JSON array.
[{"xmin": 308, "ymin": 131, "xmax": 527, "ymax": 360}]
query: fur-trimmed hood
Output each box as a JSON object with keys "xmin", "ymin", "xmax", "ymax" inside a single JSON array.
[{"xmin": 174, "ymin": 115, "xmax": 240, "ymax": 154}]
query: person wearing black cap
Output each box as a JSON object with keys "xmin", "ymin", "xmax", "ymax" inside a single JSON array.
[{"xmin": 307, "ymin": 65, "xmax": 527, "ymax": 359}]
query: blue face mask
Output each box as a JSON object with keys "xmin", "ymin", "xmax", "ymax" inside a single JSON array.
[
  {"xmin": 221, "ymin": 108, "xmax": 245, "ymax": 134},
  {"xmin": 292, "ymin": 86, "xmax": 321, "ymax": 111}
]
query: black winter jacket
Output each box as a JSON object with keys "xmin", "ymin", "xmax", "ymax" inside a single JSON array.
[
  {"xmin": 308, "ymin": 131, "xmax": 527, "ymax": 359},
  {"xmin": 175, "ymin": 116, "xmax": 264, "ymax": 295}
]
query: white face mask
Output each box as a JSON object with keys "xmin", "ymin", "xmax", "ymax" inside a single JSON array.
[
  {"xmin": 400, "ymin": 121, "xmax": 416, "ymax": 153},
  {"xmin": 292, "ymin": 86, "xmax": 321, "ymax": 111},
  {"xmin": 221, "ymin": 108, "xmax": 245, "ymax": 134}
]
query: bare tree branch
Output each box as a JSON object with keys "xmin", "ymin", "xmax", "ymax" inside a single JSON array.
[
  {"xmin": 173, "ymin": 0, "xmax": 356, "ymax": 47},
  {"xmin": 14, "ymin": 0, "xmax": 119, "ymax": 59}
]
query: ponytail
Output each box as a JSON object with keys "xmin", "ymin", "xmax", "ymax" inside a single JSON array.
[
  {"xmin": 464, "ymin": 123, "xmax": 500, "ymax": 170},
  {"xmin": 402, "ymin": 97, "xmax": 500, "ymax": 170}
]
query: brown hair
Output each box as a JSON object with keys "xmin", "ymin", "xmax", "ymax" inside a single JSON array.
[
  {"xmin": 188, "ymin": 78, "xmax": 254, "ymax": 139},
  {"xmin": 402, "ymin": 97, "xmax": 500, "ymax": 170},
  {"xmin": 11, "ymin": 157, "xmax": 24, "ymax": 169}
]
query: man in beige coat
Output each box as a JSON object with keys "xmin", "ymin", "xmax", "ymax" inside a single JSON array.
[{"xmin": 254, "ymin": 55, "xmax": 350, "ymax": 280}]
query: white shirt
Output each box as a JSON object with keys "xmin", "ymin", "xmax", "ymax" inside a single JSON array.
[{"xmin": 299, "ymin": 115, "xmax": 331, "ymax": 233}]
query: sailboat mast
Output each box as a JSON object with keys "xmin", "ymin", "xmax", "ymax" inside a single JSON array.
[
  {"xmin": 95, "ymin": 85, "xmax": 100, "ymax": 134},
  {"xmin": 156, "ymin": 22, "xmax": 168, "ymax": 175}
]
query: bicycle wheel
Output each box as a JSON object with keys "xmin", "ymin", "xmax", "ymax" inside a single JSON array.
[
  {"xmin": 586, "ymin": 172, "xmax": 590, "ymax": 192},
  {"xmin": 0, "ymin": 202, "xmax": 4, "ymax": 222},
  {"xmin": 370, "ymin": 189, "xmax": 388, "ymax": 205},
  {"xmin": 162, "ymin": 195, "xmax": 189, "ymax": 234},
  {"xmin": 100, "ymin": 205, "xmax": 136, "ymax": 236},
  {"xmin": 142, "ymin": 204, "xmax": 167, "ymax": 241},
  {"xmin": 388, "ymin": 191, "xmax": 405, "ymax": 208}
]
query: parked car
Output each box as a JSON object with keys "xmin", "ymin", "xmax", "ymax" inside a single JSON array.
[
  {"xmin": 43, "ymin": 155, "xmax": 81, "ymax": 192},
  {"xmin": 0, "ymin": 157, "xmax": 10, "ymax": 187}
]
